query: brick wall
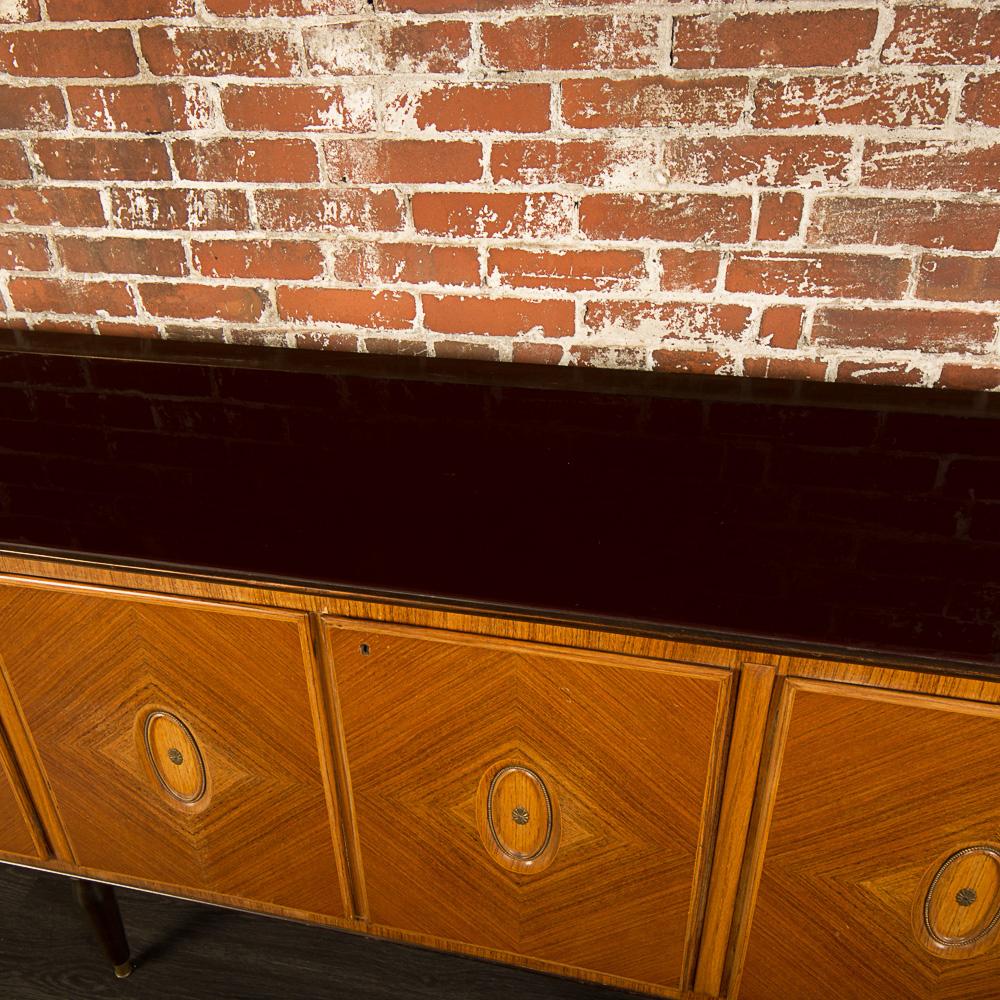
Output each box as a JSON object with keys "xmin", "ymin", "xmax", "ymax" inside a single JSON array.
[{"xmin": 0, "ymin": 1, "xmax": 997, "ymax": 387}]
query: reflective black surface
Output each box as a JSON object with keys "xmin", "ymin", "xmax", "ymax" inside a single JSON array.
[{"xmin": 3, "ymin": 330, "xmax": 1000, "ymax": 671}]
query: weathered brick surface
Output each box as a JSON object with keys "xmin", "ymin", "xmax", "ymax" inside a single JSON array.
[{"xmin": 0, "ymin": 0, "xmax": 996, "ymax": 387}]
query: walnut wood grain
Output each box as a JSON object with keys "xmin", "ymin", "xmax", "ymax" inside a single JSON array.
[
  {"xmin": 0, "ymin": 577, "xmax": 348, "ymax": 918},
  {"xmin": 731, "ymin": 678, "xmax": 1000, "ymax": 999},
  {"xmin": 326, "ymin": 615, "xmax": 734, "ymax": 996}
]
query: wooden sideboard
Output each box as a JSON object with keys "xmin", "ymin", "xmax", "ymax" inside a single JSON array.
[{"xmin": 0, "ymin": 332, "xmax": 999, "ymax": 997}]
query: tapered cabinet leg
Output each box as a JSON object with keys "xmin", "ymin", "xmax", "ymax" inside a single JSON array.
[{"xmin": 72, "ymin": 879, "xmax": 134, "ymax": 979}]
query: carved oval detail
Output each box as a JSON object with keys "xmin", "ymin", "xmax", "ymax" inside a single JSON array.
[
  {"xmin": 476, "ymin": 763, "xmax": 560, "ymax": 874},
  {"xmin": 923, "ymin": 846, "xmax": 1000, "ymax": 951},
  {"xmin": 143, "ymin": 711, "xmax": 206, "ymax": 805}
]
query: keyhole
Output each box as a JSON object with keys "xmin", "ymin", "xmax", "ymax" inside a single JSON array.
[
  {"xmin": 360, "ymin": 643, "xmax": 371, "ymax": 656},
  {"xmin": 167, "ymin": 747, "xmax": 183, "ymax": 766}
]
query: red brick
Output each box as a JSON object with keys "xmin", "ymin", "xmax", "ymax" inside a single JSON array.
[
  {"xmin": 163, "ymin": 325, "xmax": 226, "ymax": 343},
  {"xmin": 726, "ymin": 253, "xmax": 911, "ymax": 299},
  {"xmin": 512, "ymin": 342, "xmax": 563, "ymax": 365},
  {"xmin": 861, "ymin": 140, "xmax": 1000, "ymax": 193},
  {"xmin": 0, "ymin": 0, "xmax": 38, "ymax": 20},
  {"xmin": 938, "ymin": 363, "xmax": 1000, "ymax": 391},
  {"xmin": 329, "ymin": 242, "xmax": 480, "ymax": 287},
  {"xmin": 434, "ymin": 341, "xmax": 500, "ymax": 362},
  {"xmin": 255, "ymin": 189, "xmax": 404, "ymax": 233},
  {"xmin": 652, "ymin": 349, "xmax": 731, "ymax": 375},
  {"xmin": 758, "ymin": 305, "xmax": 804, "ymax": 350},
  {"xmin": 586, "ymin": 300, "xmax": 751, "ymax": 340},
  {"xmin": 491, "ymin": 140, "xmax": 655, "ymax": 187},
  {"xmin": 916, "ymin": 256, "xmax": 1000, "ymax": 303},
  {"xmin": 140, "ymin": 283, "xmax": 268, "ymax": 323},
  {"xmin": 8, "ymin": 277, "xmax": 136, "ymax": 316},
  {"xmin": 571, "ymin": 345, "xmax": 647, "ymax": 369},
  {"xmin": 207, "ymin": 0, "xmax": 360, "ymax": 13},
  {"xmin": 205, "ymin": 0, "xmax": 366, "ymax": 11},
  {"xmin": 0, "ymin": 139, "xmax": 30, "ymax": 180},
  {"xmin": 174, "ymin": 139, "xmax": 319, "ymax": 183},
  {"xmin": 960, "ymin": 73, "xmax": 1000, "ymax": 127},
  {"xmin": 673, "ymin": 10, "xmax": 878, "ymax": 69},
  {"xmin": 412, "ymin": 193, "xmax": 573, "ymax": 240},
  {"xmin": 0, "ymin": 29, "xmax": 138, "ymax": 77},
  {"xmin": 836, "ymin": 360, "xmax": 925, "ymax": 386},
  {"xmin": 290, "ymin": 331, "xmax": 359, "ymax": 352},
  {"xmin": 662, "ymin": 136, "xmax": 852, "ymax": 187},
  {"xmin": 487, "ymin": 248, "xmax": 646, "ymax": 292},
  {"xmin": 222, "ymin": 85, "xmax": 374, "ymax": 132},
  {"xmin": 277, "ymin": 287, "xmax": 416, "ymax": 329},
  {"xmin": 756, "ymin": 192, "xmax": 803, "ymax": 243},
  {"xmin": 96, "ymin": 322, "xmax": 159, "ymax": 339},
  {"xmin": 108, "ymin": 188, "xmax": 250, "ymax": 231},
  {"xmin": 812, "ymin": 307, "xmax": 996, "ymax": 353},
  {"xmin": 481, "ymin": 15, "xmax": 658, "ymax": 71},
  {"xmin": 34, "ymin": 138, "xmax": 171, "ymax": 181},
  {"xmin": 753, "ymin": 74, "xmax": 950, "ymax": 128},
  {"xmin": 325, "ymin": 139, "xmax": 482, "ymax": 184},
  {"xmin": 357, "ymin": 335, "xmax": 421, "ymax": 356},
  {"xmin": 423, "ymin": 294, "xmax": 574, "ymax": 338},
  {"xmin": 24, "ymin": 319, "xmax": 92, "ymax": 333},
  {"xmin": 562, "ymin": 76, "xmax": 747, "ymax": 128},
  {"xmin": 192, "ymin": 239, "xmax": 324, "ymax": 280},
  {"xmin": 0, "ymin": 85, "xmax": 66, "ymax": 129},
  {"xmin": 58, "ymin": 236, "xmax": 186, "ymax": 276},
  {"xmin": 0, "ymin": 187, "xmax": 105, "ymax": 227},
  {"xmin": 140, "ymin": 28, "xmax": 299, "ymax": 77},
  {"xmin": 303, "ymin": 21, "xmax": 470, "ymax": 74},
  {"xmin": 381, "ymin": 0, "xmax": 534, "ymax": 11},
  {"xmin": 386, "ymin": 83, "xmax": 549, "ymax": 134},
  {"xmin": 0, "ymin": 234, "xmax": 49, "ymax": 271},
  {"xmin": 810, "ymin": 197, "xmax": 1000, "ymax": 252},
  {"xmin": 883, "ymin": 6, "xmax": 999, "ymax": 65},
  {"xmin": 68, "ymin": 84, "xmax": 211, "ymax": 132},
  {"xmin": 47, "ymin": 0, "xmax": 195, "ymax": 16},
  {"xmin": 659, "ymin": 249, "xmax": 720, "ymax": 292},
  {"xmin": 744, "ymin": 356, "xmax": 828, "ymax": 381},
  {"xmin": 581, "ymin": 194, "xmax": 751, "ymax": 244}
]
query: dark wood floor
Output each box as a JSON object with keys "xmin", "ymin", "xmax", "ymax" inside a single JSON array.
[{"xmin": 0, "ymin": 864, "xmax": 640, "ymax": 999}]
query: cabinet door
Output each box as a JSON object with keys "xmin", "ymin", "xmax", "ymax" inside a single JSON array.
[
  {"xmin": 0, "ymin": 579, "xmax": 346, "ymax": 918},
  {"xmin": 0, "ymin": 734, "xmax": 45, "ymax": 861},
  {"xmin": 733, "ymin": 678, "xmax": 1000, "ymax": 1000},
  {"xmin": 327, "ymin": 618, "xmax": 732, "ymax": 994}
]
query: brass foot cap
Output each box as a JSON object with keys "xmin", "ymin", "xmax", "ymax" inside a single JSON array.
[{"xmin": 113, "ymin": 959, "xmax": 134, "ymax": 979}]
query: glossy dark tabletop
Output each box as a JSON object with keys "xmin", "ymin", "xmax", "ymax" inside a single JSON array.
[{"xmin": 2, "ymin": 330, "xmax": 1000, "ymax": 674}]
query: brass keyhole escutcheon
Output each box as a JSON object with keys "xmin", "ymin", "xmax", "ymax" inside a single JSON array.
[
  {"xmin": 167, "ymin": 747, "xmax": 184, "ymax": 766},
  {"xmin": 142, "ymin": 710, "xmax": 207, "ymax": 805}
]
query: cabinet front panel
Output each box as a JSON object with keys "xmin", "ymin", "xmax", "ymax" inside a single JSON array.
[
  {"xmin": 328, "ymin": 618, "xmax": 732, "ymax": 992},
  {"xmin": 736, "ymin": 679, "xmax": 1000, "ymax": 1000},
  {"xmin": 0, "ymin": 579, "xmax": 345, "ymax": 917},
  {"xmin": 0, "ymin": 739, "xmax": 43, "ymax": 861}
]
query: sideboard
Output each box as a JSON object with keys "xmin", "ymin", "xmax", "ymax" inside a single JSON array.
[{"xmin": 0, "ymin": 330, "xmax": 998, "ymax": 999}]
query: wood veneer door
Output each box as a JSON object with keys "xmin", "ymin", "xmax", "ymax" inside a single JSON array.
[
  {"xmin": 0, "ymin": 578, "xmax": 346, "ymax": 918},
  {"xmin": 0, "ymin": 734, "xmax": 45, "ymax": 861},
  {"xmin": 326, "ymin": 618, "xmax": 733, "ymax": 994},
  {"xmin": 732, "ymin": 678, "xmax": 1000, "ymax": 1000}
]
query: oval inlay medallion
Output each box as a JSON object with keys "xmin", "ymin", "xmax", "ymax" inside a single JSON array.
[
  {"xmin": 143, "ymin": 711, "xmax": 206, "ymax": 804},
  {"xmin": 487, "ymin": 765, "xmax": 553, "ymax": 863},
  {"xmin": 923, "ymin": 846, "xmax": 1000, "ymax": 950}
]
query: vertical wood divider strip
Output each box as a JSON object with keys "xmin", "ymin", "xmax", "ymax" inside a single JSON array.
[
  {"xmin": 0, "ymin": 655, "xmax": 75, "ymax": 861},
  {"xmin": 693, "ymin": 662, "xmax": 776, "ymax": 997},
  {"xmin": 721, "ymin": 675, "xmax": 799, "ymax": 1000},
  {"xmin": 308, "ymin": 613, "xmax": 368, "ymax": 921}
]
